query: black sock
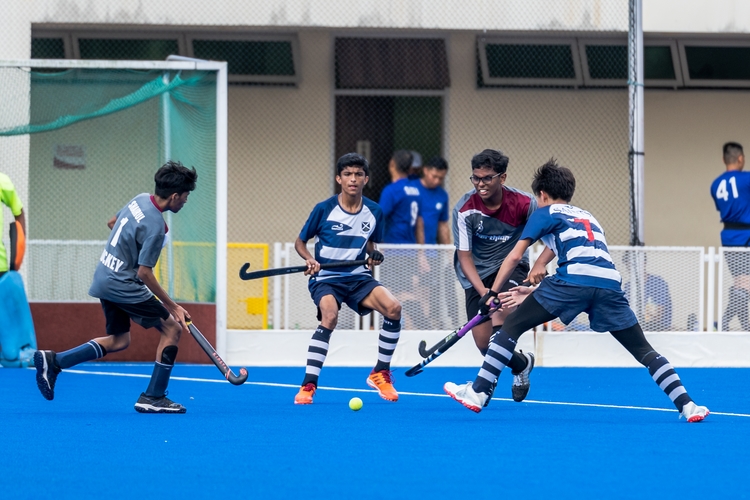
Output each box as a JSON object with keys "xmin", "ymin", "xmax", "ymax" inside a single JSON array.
[
  {"xmin": 145, "ymin": 345, "xmax": 178, "ymax": 398},
  {"xmin": 643, "ymin": 352, "xmax": 692, "ymax": 412},
  {"xmin": 373, "ymin": 317, "xmax": 400, "ymax": 373},
  {"xmin": 472, "ymin": 328, "xmax": 517, "ymax": 394}
]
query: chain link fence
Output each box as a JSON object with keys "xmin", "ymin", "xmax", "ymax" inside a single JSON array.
[{"xmin": 4, "ymin": 1, "xmax": 643, "ymax": 332}]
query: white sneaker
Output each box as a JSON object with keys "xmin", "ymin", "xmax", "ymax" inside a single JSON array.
[
  {"xmin": 512, "ymin": 351, "xmax": 535, "ymax": 402},
  {"xmin": 444, "ymin": 381, "xmax": 488, "ymax": 413},
  {"xmin": 680, "ymin": 401, "xmax": 709, "ymax": 423}
]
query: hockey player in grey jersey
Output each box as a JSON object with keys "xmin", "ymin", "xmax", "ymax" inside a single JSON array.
[{"xmin": 33, "ymin": 161, "xmax": 197, "ymax": 413}]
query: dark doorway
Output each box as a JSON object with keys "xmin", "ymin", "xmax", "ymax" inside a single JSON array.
[{"xmin": 335, "ymin": 95, "xmax": 443, "ymax": 201}]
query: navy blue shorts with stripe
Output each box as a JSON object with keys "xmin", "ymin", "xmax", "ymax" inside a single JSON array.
[
  {"xmin": 533, "ymin": 275, "xmax": 638, "ymax": 332},
  {"xmin": 308, "ymin": 276, "xmax": 382, "ymax": 320}
]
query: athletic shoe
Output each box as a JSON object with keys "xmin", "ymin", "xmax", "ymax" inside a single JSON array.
[
  {"xmin": 366, "ymin": 370, "xmax": 398, "ymax": 402},
  {"xmin": 444, "ymin": 381, "xmax": 488, "ymax": 413},
  {"xmin": 511, "ymin": 351, "xmax": 535, "ymax": 402},
  {"xmin": 134, "ymin": 393, "xmax": 187, "ymax": 414},
  {"xmin": 294, "ymin": 383, "xmax": 316, "ymax": 405},
  {"xmin": 484, "ymin": 378, "xmax": 498, "ymax": 408},
  {"xmin": 33, "ymin": 350, "xmax": 61, "ymax": 401},
  {"xmin": 680, "ymin": 401, "xmax": 709, "ymax": 423}
]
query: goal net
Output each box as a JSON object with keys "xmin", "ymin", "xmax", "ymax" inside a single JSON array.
[{"xmin": 0, "ymin": 59, "xmax": 228, "ymax": 350}]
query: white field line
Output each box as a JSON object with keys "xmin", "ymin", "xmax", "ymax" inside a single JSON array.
[{"xmin": 61, "ymin": 368, "xmax": 750, "ymax": 419}]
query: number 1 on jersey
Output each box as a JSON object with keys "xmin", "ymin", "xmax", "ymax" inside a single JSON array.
[
  {"xmin": 573, "ymin": 218, "xmax": 595, "ymax": 241},
  {"xmin": 110, "ymin": 217, "xmax": 129, "ymax": 247}
]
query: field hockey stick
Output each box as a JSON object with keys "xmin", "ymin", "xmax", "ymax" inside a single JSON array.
[
  {"xmin": 187, "ymin": 320, "xmax": 248, "ymax": 385},
  {"xmin": 239, "ymin": 259, "xmax": 369, "ymax": 280},
  {"xmin": 405, "ymin": 304, "xmax": 499, "ymax": 377}
]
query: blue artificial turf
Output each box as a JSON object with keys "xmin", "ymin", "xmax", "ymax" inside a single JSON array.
[{"xmin": 2, "ymin": 364, "xmax": 748, "ymax": 499}]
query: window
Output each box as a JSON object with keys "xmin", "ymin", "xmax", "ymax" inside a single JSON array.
[
  {"xmin": 477, "ymin": 38, "xmax": 582, "ymax": 87},
  {"xmin": 579, "ymin": 39, "xmax": 682, "ymax": 87},
  {"xmin": 31, "ymin": 38, "xmax": 66, "ymax": 59},
  {"xmin": 335, "ymin": 37, "xmax": 449, "ymax": 90},
  {"xmin": 77, "ymin": 38, "xmax": 180, "ymax": 60},
  {"xmin": 188, "ymin": 35, "xmax": 299, "ymax": 84},
  {"xmin": 680, "ymin": 41, "xmax": 750, "ymax": 87}
]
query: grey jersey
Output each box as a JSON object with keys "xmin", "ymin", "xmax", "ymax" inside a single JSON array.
[
  {"xmin": 452, "ymin": 186, "xmax": 537, "ymax": 289},
  {"xmin": 89, "ymin": 193, "xmax": 167, "ymax": 303}
]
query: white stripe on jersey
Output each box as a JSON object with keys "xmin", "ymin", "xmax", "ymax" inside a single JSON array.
[
  {"xmin": 559, "ymin": 228, "xmax": 607, "ymax": 243},
  {"xmin": 565, "ymin": 246, "xmax": 614, "ymax": 262},
  {"xmin": 456, "ymin": 209, "xmax": 483, "ymax": 251},
  {"xmin": 319, "ymin": 245, "xmax": 361, "ymax": 261},
  {"xmin": 567, "ymin": 263, "xmax": 621, "ymax": 282}
]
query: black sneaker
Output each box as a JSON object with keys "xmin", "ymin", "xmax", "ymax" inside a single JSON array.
[
  {"xmin": 511, "ymin": 351, "xmax": 535, "ymax": 402},
  {"xmin": 134, "ymin": 393, "xmax": 187, "ymax": 414},
  {"xmin": 483, "ymin": 378, "xmax": 498, "ymax": 408},
  {"xmin": 34, "ymin": 350, "xmax": 61, "ymax": 401}
]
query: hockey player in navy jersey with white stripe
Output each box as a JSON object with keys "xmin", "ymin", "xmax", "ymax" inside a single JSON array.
[
  {"xmin": 444, "ymin": 159, "xmax": 709, "ymax": 422},
  {"xmin": 293, "ymin": 153, "xmax": 402, "ymax": 404}
]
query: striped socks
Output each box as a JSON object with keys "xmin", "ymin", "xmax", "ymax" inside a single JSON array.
[
  {"xmin": 472, "ymin": 328, "xmax": 517, "ymax": 394},
  {"xmin": 301, "ymin": 325, "xmax": 333, "ymax": 386},
  {"xmin": 645, "ymin": 353, "xmax": 692, "ymax": 412},
  {"xmin": 373, "ymin": 317, "xmax": 401, "ymax": 372},
  {"xmin": 56, "ymin": 340, "xmax": 107, "ymax": 369}
]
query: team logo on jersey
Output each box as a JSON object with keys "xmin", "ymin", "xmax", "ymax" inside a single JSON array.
[
  {"xmin": 436, "ymin": 202, "xmax": 443, "ymax": 210},
  {"xmin": 332, "ymin": 224, "xmax": 344, "ymax": 231},
  {"xmin": 477, "ymin": 219, "xmax": 484, "ymax": 233},
  {"xmin": 361, "ymin": 221, "xmax": 371, "ymax": 232}
]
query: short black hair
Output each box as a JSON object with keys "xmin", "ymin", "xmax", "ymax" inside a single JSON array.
[
  {"xmin": 426, "ymin": 156, "xmax": 448, "ymax": 171},
  {"xmin": 392, "ymin": 150, "xmax": 413, "ymax": 174},
  {"xmin": 336, "ymin": 152, "xmax": 370, "ymax": 176},
  {"xmin": 531, "ymin": 158, "xmax": 576, "ymax": 203},
  {"xmin": 471, "ymin": 149, "xmax": 509, "ymax": 174},
  {"xmin": 154, "ymin": 160, "xmax": 198, "ymax": 198},
  {"xmin": 723, "ymin": 142, "xmax": 744, "ymax": 165}
]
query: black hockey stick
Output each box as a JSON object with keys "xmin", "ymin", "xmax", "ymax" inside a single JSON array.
[
  {"xmin": 187, "ymin": 320, "xmax": 248, "ymax": 385},
  {"xmin": 239, "ymin": 259, "xmax": 369, "ymax": 281}
]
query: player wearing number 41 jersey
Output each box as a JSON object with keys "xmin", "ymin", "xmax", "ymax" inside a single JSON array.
[
  {"xmin": 33, "ymin": 161, "xmax": 197, "ymax": 413},
  {"xmin": 445, "ymin": 159, "xmax": 709, "ymax": 422},
  {"xmin": 711, "ymin": 142, "xmax": 750, "ymax": 330}
]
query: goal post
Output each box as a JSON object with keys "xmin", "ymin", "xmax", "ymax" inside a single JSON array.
[{"xmin": 0, "ymin": 58, "xmax": 229, "ymax": 357}]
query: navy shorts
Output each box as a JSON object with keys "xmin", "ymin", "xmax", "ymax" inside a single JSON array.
[
  {"xmin": 308, "ymin": 276, "xmax": 382, "ymax": 320},
  {"xmin": 465, "ymin": 262, "xmax": 530, "ymax": 325},
  {"xmin": 100, "ymin": 296, "xmax": 170, "ymax": 335},
  {"xmin": 533, "ymin": 275, "xmax": 638, "ymax": 333}
]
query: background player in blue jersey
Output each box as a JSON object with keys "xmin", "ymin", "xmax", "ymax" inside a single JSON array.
[
  {"xmin": 710, "ymin": 142, "xmax": 750, "ymax": 330},
  {"xmin": 293, "ymin": 153, "xmax": 402, "ymax": 404},
  {"xmin": 445, "ymin": 159, "xmax": 709, "ymax": 423},
  {"xmin": 33, "ymin": 161, "xmax": 197, "ymax": 413},
  {"xmin": 413, "ymin": 156, "xmax": 451, "ymax": 245},
  {"xmin": 380, "ymin": 149, "xmax": 424, "ymax": 244}
]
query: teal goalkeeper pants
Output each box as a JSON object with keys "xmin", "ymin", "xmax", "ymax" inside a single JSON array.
[{"xmin": 0, "ymin": 271, "xmax": 37, "ymax": 367}]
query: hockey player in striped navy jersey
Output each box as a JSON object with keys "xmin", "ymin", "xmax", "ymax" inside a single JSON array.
[
  {"xmin": 445, "ymin": 159, "xmax": 709, "ymax": 422},
  {"xmin": 293, "ymin": 153, "xmax": 402, "ymax": 405}
]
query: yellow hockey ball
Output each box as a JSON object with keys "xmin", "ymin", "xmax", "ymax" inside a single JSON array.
[{"xmin": 349, "ymin": 397, "xmax": 363, "ymax": 411}]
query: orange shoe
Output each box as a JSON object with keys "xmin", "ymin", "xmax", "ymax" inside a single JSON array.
[
  {"xmin": 366, "ymin": 370, "xmax": 398, "ymax": 402},
  {"xmin": 294, "ymin": 383, "xmax": 316, "ymax": 405}
]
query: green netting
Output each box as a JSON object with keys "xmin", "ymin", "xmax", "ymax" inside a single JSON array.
[{"xmin": 0, "ymin": 66, "xmax": 217, "ymax": 303}]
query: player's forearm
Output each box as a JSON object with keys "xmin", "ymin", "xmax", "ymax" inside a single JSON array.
[
  {"xmin": 15, "ymin": 210, "xmax": 25, "ymax": 235},
  {"xmin": 415, "ymin": 217, "xmax": 425, "ymax": 244},
  {"xmin": 457, "ymin": 250, "xmax": 485, "ymax": 292},
  {"xmin": 294, "ymin": 237, "xmax": 314, "ymax": 261},
  {"xmin": 437, "ymin": 222, "xmax": 451, "ymax": 244}
]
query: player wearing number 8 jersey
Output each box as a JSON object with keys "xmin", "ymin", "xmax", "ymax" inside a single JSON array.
[
  {"xmin": 445, "ymin": 159, "xmax": 709, "ymax": 422},
  {"xmin": 33, "ymin": 161, "xmax": 197, "ymax": 413},
  {"xmin": 711, "ymin": 142, "xmax": 750, "ymax": 330}
]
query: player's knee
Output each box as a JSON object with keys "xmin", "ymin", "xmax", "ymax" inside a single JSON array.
[
  {"xmin": 385, "ymin": 300, "xmax": 402, "ymax": 320},
  {"xmin": 320, "ymin": 310, "xmax": 338, "ymax": 329}
]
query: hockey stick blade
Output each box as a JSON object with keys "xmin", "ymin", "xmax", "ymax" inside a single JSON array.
[
  {"xmin": 187, "ymin": 322, "xmax": 248, "ymax": 385},
  {"xmin": 239, "ymin": 259, "xmax": 369, "ymax": 280}
]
